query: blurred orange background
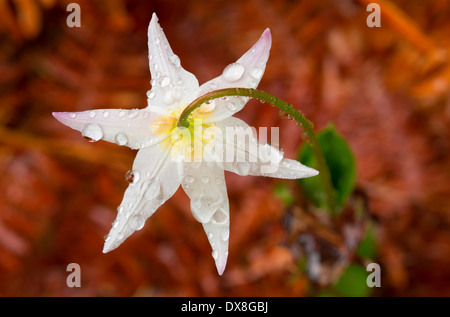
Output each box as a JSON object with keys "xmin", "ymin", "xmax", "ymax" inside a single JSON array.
[{"xmin": 0, "ymin": 0, "xmax": 449, "ymax": 296}]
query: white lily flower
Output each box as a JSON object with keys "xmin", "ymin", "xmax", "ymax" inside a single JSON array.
[{"xmin": 53, "ymin": 13, "xmax": 318, "ymax": 275}]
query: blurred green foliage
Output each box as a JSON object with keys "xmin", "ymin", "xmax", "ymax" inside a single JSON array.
[{"xmin": 298, "ymin": 125, "xmax": 356, "ymax": 211}]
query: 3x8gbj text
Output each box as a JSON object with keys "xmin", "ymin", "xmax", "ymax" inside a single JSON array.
[{"xmin": 181, "ymin": 301, "xmax": 268, "ymax": 314}]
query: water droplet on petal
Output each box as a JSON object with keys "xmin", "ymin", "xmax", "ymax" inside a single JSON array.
[
  {"xmin": 125, "ymin": 170, "xmax": 140, "ymax": 184},
  {"xmin": 207, "ymin": 232, "xmax": 213, "ymax": 240},
  {"xmin": 191, "ymin": 195, "xmax": 223, "ymax": 223},
  {"xmin": 226, "ymin": 102, "xmax": 237, "ymax": 112},
  {"xmin": 89, "ymin": 111, "xmax": 96, "ymax": 118},
  {"xmin": 144, "ymin": 178, "xmax": 161, "ymax": 200},
  {"xmin": 103, "ymin": 111, "xmax": 110, "ymax": 118},
  {"xmin": 82, "ymin": 124, "xmax": 103, "ymax": 142},
  {"xmin": 130, "ymin": 215, "xmax": 145, "ymax": 231},
  {"xmin": 169, "ymin": 54, "xmax": 181, "ymax": 67},
  {"xmin": 115, "ymin": 133, "xmax": 128, "ymax": 146},
  {"xmin": 212, "ymin": 208, "xmax": 228, "ymax": 224},
  {"xmin": 69, "ymin": 113, "xmax": 76, "ymax": 118},
  {"xmin": 220, "ymin": 228, "xmax": 229, "ymax": 241},
  {"xmin": 212, "ymin": 250, "xmax": 219, "ymax": 260},
  {"xmin": 201, "ymin": 176, "xmax": 210, "ymax": 184},
  {"xmin": 119, "ymin": 110, "xmax": 126, "ymax": 118},
  {"xmin": 250, "ymin": 67, "xmax": 263, "ymax": 79},
  {"xmin": 164, "ymin": 91, "xmax": 174, "ymax": 104},
  {"xmin": 128, "ymin": 110, "xmax": 139, "ymax": 119},
  {"xmin": 184, "ymin": 175, "xmax": 195, "ymax": 184},
  {"xmin": 160, "ymin": 76, "xmax": 170, "ymax": 88},
  {"xmin": 222, "ymin": 62, "xmax": 245, "ymax": 82},
  {"xmin": 234, "ymin": 162, "xmax": 251, "ymax": 175},
  {"xmin": 203, "ymin": 99, "xmax": 215, "ymax": 110},
  {"xmin": 146, "ymin": 90, "xmax": 155, "ymax": 99}
]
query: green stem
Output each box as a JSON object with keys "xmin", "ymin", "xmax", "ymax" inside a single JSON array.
[{"xmin": 178, "ymin": 88, "xmax": 336, "ymax": 213}]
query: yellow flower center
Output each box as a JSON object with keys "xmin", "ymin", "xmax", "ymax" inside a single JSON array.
[{"xmin": 151, "ymin": 103, "xmax": 217, "ymax": 161}]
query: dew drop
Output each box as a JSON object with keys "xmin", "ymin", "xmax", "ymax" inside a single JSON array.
[
  {"xmin": 184, "ymin": 175, "xmax": 195, "ymax": 184},
  {"xmin": 212, "ymin": 208, "xmax": 228, "ymax": 224},
  {"xmin": 212, "ymin": 250, "xmax": 219, "ymax": 260},
  {"xmin": 89, "ymin": 111, "xmax": 96, "ymax": 118},
  {"xmin": 201, "ymin": 176, "xmax": 210, "ymax": 184},
  {"xmin": 128, "ymin": 110, "xmax": 139, "ymax": 119},
  {"xmin": 191, "ymin": 195, "xmax": 223, "ymax": 223},
  {"xmin": 112, "ymin": 220, "xmax": 118, "ymax": 228},
  {"xmin": 125, "ymin": 170, "xmax": 140, "ymax": 184},
  {"xmin": 119, "ymin": 110, "xmax": 126, "ymax": 118},
  {"xmin": 279, "ymin": 110, "xmax": 289, "ymax": 119},
  {"xmin": 164, "ymin": 90, "xmax": 174, "ymax": 104},
  {"xmin": 129, "ymin": 215, "xmax": 145, "ymax": 231},
  {"xmin": 69, "ymin": 113, "xmax": 76, "ymax": 118},
  {"xmin": 220, "ymin": 228, "xmax": 229, "ymax": 241},
  {"xmin": 82, "ymin": 124, "xmax": 103, "ymax": 142},
  {"xmin": 226, "ymin": 102, "xmax": 237, "ymax": 112},
  {"xmin": 115, "ymin": 133, "xmax": 128, "ymax": 146},
  {"xmin": 222, "ymin": 62, "xmax": 245, "ymax": 82},
  {"xmin": 103, "ymin": 111, "xmax": 110, "ymax": 118},
  {"xmin": 144, "ymin": 178, "xmax": 161, "ymax": 200},
  {"xmin": 250, "ymin": 67, "xmax": 263, "ymax": 79},
  {"xmin": 235, "ymin": 162, "xmax": 251, "ymax": 175},
  {"xmin": 146, "ymin": 90, "xmax": 155, "ymax": 99},
  {"xmin": 160, "ymin": 76, "xmax": 170, "ymax": 88},
  {"xmin": 202, "ymin": 100, "xmax": 216, "ymax": 112},
  {"xmin": 169, "ymin": 54, "xmax": 181, "ymax": 67},
  {"xmin": 207, "ymin": 232, "xmax": 213, "ymax": 240},
  {"xmin": 117, "ymin": 206, "xmax": 124, "ymax": 214}
]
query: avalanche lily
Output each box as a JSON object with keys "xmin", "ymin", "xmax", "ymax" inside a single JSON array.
[{"xmin": 53, "ymin": 13, "xmax": 318, "ymax": 275}]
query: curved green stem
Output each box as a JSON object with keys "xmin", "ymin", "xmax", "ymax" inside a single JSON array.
[{"xmin": 178, "ymin": 88, "xmax": 336, "ymax": 213}]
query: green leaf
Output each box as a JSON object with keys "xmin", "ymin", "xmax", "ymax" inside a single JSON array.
[
  {"xmin": 333, "ymin": 263, "xmax": 372, "ymax": 297},
  {"xmin": 356, "ymin": 222, "xmax": 377, "ymax": 260},
  {"xmin": 272, "ymin": 183, "xmax": 294, "ymax": 207},
  {"xmin": 298, "ymin": 124, "xmax": 356, "ymax": 209}
]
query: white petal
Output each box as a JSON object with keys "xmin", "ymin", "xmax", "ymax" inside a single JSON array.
[
  {"xmin": 199, "ymin": 29, "xmax": 272, "ymax": 122},
  {"xmin": 259, "ymin": 158, "xmax": 319, "ymax": 179},
  {"xmin": 52, "ymin": 109, "xmax": 162, "ymax": 149},
  {"xmin": 103, "ymin": 145, "xmax": 181, "ymax": 252},
  {"xmin": 146, "ymin": 13, "xmax": 199, "ymax": 110},
  {"xmin": 218, "ymin": 117, "xmax": 319, "ymax": 179},
  {"xmin": 181, "ymin": 161, "xmax": 229, "ymax": 275}
]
